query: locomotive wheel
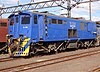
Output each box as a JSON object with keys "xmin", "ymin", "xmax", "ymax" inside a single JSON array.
[
  {"xmin": 77, "ymin": 43, "xmax": 81, "ymax": 49},
  {"xmin": 48, "ymin": 43, "xmax": 56, "ymax": 52},
  {"xmin": 30, "ymin": 44, "xmax": 37, "ymax": 56}
]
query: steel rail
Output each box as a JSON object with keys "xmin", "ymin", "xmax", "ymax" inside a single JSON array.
[
  {"xmin": 90, "ymin": 67, "xmax": 100, "ymax": 72},
  {"xmin": 0, "ymin": 57, "xmax": 22, "ymax": 62},
  {"xmin": 0, "ymin": 48, "xmax": 100, "ymax": 72}
]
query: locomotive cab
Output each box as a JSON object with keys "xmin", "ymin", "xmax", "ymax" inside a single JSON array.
[
  {"xmin": 7, "ymin": 12, "xmax": 32, "ymax": 57},
  {"xmin": 8, "ymin": 15, "xmax": 14, "ymax": 37}
]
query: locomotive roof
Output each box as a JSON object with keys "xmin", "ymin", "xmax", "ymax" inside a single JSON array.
[
  {"xmin": 8, "ymin": 11, "xmax": 95, "ymax": 23},
  {"xmin": 32, "ymin": 11, "xmax": 65, "ymax": 18},
  {"xmin": 32, "ymin": 11, "xmax": 95, "ymax": 23}
]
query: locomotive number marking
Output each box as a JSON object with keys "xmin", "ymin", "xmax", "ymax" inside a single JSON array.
[
  {"xmin": 23, "ymin": 26, "xmax": 28, "ymax": 28},
  {"xmin": 70, "ymin": 22, "xmax": 76, "ymax": 29}
]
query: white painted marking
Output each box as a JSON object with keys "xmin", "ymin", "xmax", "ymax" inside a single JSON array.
[
  {"xmin": 23, "ymin": 26, "xmax": 28, "ymax": 28},
  {"xmin": 36, "ymin": 59, "xmax": 47, "ymax": 62}
]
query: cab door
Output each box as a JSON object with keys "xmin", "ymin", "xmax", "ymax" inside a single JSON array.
[
  {"xmin": 8, "ymin": 16, "xmax": 14, "ymax": 36},
  {"xmin": 14, "ymin": 16, "xmax": 19, "ymax": 38},
  {"xmin": 38, "ymin": 15, "xmax": 44, "ymax": 40},
  {"xmin": 88, "ymin": 22, "xmax": 92, "ymax": 32},
  {"xmin": 87, "ymin": 22, "xmax": 97, "ymax": 37}
]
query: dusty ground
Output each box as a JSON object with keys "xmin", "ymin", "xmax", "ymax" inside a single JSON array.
[
  {"xmin": 26, "ymin": 53, "xmax": 100, "ymax": 72},
  {"xmin": 0, "ymin": 47, "xmax": 100, "ymax": 72}
]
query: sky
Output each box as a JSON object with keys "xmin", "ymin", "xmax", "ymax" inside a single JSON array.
[{"xmin": 0, "ymin": 0, "xmax": 100, "ymax": 21}]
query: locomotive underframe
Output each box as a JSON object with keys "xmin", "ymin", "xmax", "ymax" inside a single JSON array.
[
  {"xmin": 7, "ymin": 36, "xmax": 97, "ymax": 57},
  {"xmin": 30, "ymin": 39, "xmax": 96, "ymax": 55}
]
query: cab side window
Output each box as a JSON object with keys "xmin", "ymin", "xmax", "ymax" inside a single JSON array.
[
  {"xmin": 16, "ymin": 16, "xmax": 18, "ymax": 23},
  {"xmin": 44, "ymin": 15, "xmax": 48, "ymax": 24},
  {"xmin": 34, "ymin": 15, "xmax": 38, "ymax": 24},
  {"xmin": 10, "ymin": 18, "xmax": 14, "ymax": 26}
]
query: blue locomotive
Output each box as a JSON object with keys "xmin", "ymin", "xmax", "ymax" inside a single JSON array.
[{"xmin": 7, "ymin": 11, "xmax": 97, "ymax": 57}]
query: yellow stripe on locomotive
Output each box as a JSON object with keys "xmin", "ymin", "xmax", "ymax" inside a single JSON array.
[{"xmin": 7, "ymin": 36, "xmax": 30, "ymax": 57}]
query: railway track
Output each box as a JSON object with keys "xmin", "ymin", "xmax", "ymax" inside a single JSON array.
[
  {"xmin": 0, "ymin": 48, "xmax": 100, "ymax": 72},
  {"xmin": 90, "ymin": 67, "xmax": 100, "ymax": 72},
  {"xmin": 0, "ymin": 57, "xmax": 19, "ymax": 62}
]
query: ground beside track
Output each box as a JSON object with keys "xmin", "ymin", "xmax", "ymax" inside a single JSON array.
[
  {"xmin": 0, "ymin": 54, "xmax": 9, "ymax": 59},
  {"xmin": 24, "ymin": 53, "xmax": 100, "ymax": 72},
  {"xmin": 0, "ymin": 47, "xmax": 100, "ymax": 72}
]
